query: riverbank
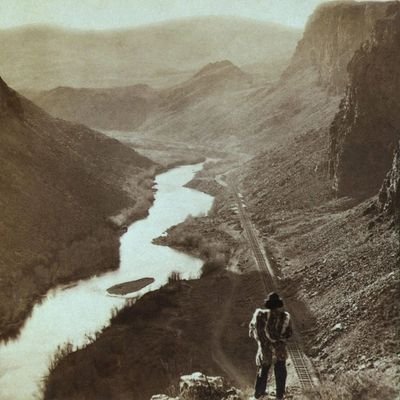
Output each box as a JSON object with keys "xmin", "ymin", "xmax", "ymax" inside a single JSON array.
[
  {"xmin": 0, "ymin": 162, "xmax": 216, "ymax": 400},
  {"xmin": 0, "ymin": 163, "xmax": 157, "ymax": 342},
  {"xmin": 41, "ymin": 160, "xmax": 269, "ymax": 400},
  {"xmin": 44, "ymin": 270, "xmax": 266, "ymax": 400},
  {"xmin": 102, "ymin": 130, "xmax": 226, "ymax": 170}
]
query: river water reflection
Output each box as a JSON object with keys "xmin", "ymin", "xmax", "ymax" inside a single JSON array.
[{"xmin": 0, "ymin": 163, "xmax": 213, "ymax": 400}]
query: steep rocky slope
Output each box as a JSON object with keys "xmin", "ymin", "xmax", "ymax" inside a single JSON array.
[
  {"xmin": 0, "ymin": 17, "xmax": 300, "ymax": 90},
  {"xmin": 159, "ymin": 60, "xmax": 251, "ymax": 112},
  {"xmin": 0, "ymin": 77, "xmax": 155, "ymax": 339},
  {"xmin": 240, "ymin": 1, "xmax": 400, "ymax": 384},
  {"xmin": 137, "ymin": 60, "xmax": 341, "ymax": 150},
  {"xmin": 329, "ymin": 4, "xmax": 400, "ymax": 199},
  {"xmin": 139, "ymin": 2, "xmax": 399, "ymax": 151},
  {"xmin": 140, "ymin": 2, "xmax": 397, "ymax": 149},
  {"xmin": 30, "ymin": 61, "xmax": 251, "ymax": 133},
  {"xmin": 284, "ymin": 1, "xmax": 394, "ymax": 94},
  {"xmin": 379, "ymin": 140, "xmax": 400, "ymax": 225},
  {"xmin": 31, "ymin": 6, "xmax": 368, "ymax": 151}
]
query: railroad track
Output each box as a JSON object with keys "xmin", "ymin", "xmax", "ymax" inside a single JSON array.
[{"xmin": 231, "ymin": 185, "xmax": 317, "ymax": 390}]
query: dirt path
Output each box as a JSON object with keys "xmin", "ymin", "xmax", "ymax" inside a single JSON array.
[{"xmin": 211, "ymin": 275, "xmax": 250, "ymax": 389}]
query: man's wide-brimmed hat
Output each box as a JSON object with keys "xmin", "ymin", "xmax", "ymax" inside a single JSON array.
[{"xmin": 265, "ymin": 292, "xmax": 284, "ymax": 309}]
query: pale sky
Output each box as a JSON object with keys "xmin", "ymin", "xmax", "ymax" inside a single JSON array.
[
  {"xmin": 0, "ymin": 0, "xmax": 389, "ymax": 30},
  {"xmin": 0, "ymin": 0, "xmax": 334, "ymax": 29}
]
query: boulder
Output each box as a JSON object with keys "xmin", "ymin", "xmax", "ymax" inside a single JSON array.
[{"xmin": 151, "ymin": 372, "xmax": 242, "ymax": 400}]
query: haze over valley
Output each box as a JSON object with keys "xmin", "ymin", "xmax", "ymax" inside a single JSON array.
[{"xmin": 0, "ymin": 1, "xmax": 399, "ymax": 400}]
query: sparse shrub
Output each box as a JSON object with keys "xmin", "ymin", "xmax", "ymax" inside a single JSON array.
[
  {"xmin": 47, "ymin": 342, "xmax": 74, "ymax": 374},
  {"xmin": 168, "ymin": 271, "xmax": 182, "ymax": 284},
  {"xmin": 303, "ymin": 371, "xmax": 398, "ymax": 400},
  {"xmin": 40, "ymin": 342, "xmax": 74, "ymax": 398}
]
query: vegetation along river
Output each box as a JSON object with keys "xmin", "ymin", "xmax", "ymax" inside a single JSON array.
[{"xmin": 0, "ymin": 162, "xmax": 213, "ymax": 400}]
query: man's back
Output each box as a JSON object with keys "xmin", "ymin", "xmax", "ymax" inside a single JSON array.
[
  {"xmin": 249, "ymin": 293, "xmax": 292, "ymax": 400},
  {"xmin": 249, "ymin": 308, "xmax": 292, "ymax": 344}
]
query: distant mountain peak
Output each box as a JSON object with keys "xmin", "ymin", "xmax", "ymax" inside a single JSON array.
[{"xmin": 193, "ymin": 60, "xmax": 245, "ymax": 79}]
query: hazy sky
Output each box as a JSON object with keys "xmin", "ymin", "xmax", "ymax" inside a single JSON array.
[
  {"xmin": 0, "ymin": 0, "xmax": 326, "ymax": 30},
  {"xmin": 0, "ymin": 0, "xmax": 388, "ymax": 30}
]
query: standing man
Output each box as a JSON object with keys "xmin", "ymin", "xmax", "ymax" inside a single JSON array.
[{"xmin": 249, "ymin": 292, "xmax": 293, "ymax": 400}]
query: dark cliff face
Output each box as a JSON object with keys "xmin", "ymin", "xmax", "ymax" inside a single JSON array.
[
  {"xmin": 284, "ymin": 1, "xmax": 393, "ymax": 94},
  {"xmin": 0, "ymin": 77, "xmax": 23, "ymax": 116},
  {"xmin": 379, "ymin": 140, "xmax": 400, "ymax": 223},
  {"xmin": 329, "ymin": 4, "xmax": 400, "ymax": 199}
]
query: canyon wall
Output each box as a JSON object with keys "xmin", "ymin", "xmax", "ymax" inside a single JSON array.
[
  {"xmin": 329, "ymin": 4, "xmax": 400, "ymax": 198},
  {"xmin": 284, "ymin": 1, "xmax": 394, "ymax": 94},
  {"xmin": 379, "ymin": 140, "xmax": 400, "ymax": 223}
]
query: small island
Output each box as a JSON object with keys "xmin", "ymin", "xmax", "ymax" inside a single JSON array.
[{"xmin": 107, "ymin": 277, "xmax": 155, "ymax": 295}]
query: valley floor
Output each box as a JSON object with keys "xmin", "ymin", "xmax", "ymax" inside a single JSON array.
[{"xmin": 43, "ymin": 157, "xmax": 399, "ymax": 400}]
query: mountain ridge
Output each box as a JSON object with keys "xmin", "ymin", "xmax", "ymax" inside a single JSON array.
[
  {"xmin": 0, "ymin": 76, "xmax": 155, "ymax": 339},
  {"xmin": 329, "ymin": 3, "xmax": 400, "ymax": 198},
  {"xmin": 29, "ymin": 60, "xmax": 251, "ymax": 131},
  {"xmin": 0, "ymin": 16, "xmax": 300, "ymax": 90}
]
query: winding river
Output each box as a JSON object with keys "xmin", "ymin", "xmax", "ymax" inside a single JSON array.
[{"xmin": 0, "ymin": 163, "xmax": 213, "ymax": 400}]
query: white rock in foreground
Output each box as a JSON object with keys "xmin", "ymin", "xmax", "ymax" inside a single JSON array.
[
  {"xmin": 150, "ymin": 395, "xmax": 178, "ymax": 400},
  {"xmin": 151, "ymin": 372, "xmax": 242, "ymax": 400},
  {"xmin": 180, "ymin": 372, "xmax": 224, "ymax": 391}
]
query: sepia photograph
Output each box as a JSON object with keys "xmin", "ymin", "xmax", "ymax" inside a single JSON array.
[{"xmin": 0, "ymin": 1, "xmax": 399, "ymax": 399}]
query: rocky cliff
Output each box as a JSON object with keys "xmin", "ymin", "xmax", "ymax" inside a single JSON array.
[
  {"xmin": 284, "ymin": 1, "xmax": 394, "ymax": 94},
  {"xmin": 0, "ymin": 76, "xmax": 23, "ymax": 116},
  {"xmin": 0, "ymin": 76, "xmax": 154, "ymax": 339},
  {"xmin": 379, "ymin": 140, "xmax": 400, "ymax": 223},
  {"xmin": 329, "ymin": 4, "xmax": 400, "ymax": 199}
]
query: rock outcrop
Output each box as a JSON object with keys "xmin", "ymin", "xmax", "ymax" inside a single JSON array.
[
  {"xmin": 329, "ymin": 4, "xmax": 400, "ymax": 199},
  {"xmin": 284, "ymin": 1, "xmax": 394, "ymax": 94},
  {"xmin": 379, "ymin": 140, "xmax": 400, "ymax": 223},
  {"xmin": 150, "ymin": 372, "xmax": 242, "ymax": 400},
  {"xmin": 0, "ymin": 76, "xmax": 23, "ymax": 116}
]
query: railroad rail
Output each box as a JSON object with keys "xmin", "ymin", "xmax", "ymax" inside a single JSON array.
[{"xmin": 231, "ymin": 185, "xmax": 317, "ymax": 390}]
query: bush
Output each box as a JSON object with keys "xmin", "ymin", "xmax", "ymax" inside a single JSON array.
[
  {"xmin": 168, "ymin": 271, "xmax": 182, "ymax": 284},
  {"xmin": 201, "ymin": 252, "xmax": 226, "ymax": 276},
  {"xmin": 303, "ymin": 371, "xmax": 398, "ymax": 400}
]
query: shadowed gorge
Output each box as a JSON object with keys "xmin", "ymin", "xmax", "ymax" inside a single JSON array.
[{"xmin": 0, "ymin": 76, "xmax": 155, "ymax": 339}]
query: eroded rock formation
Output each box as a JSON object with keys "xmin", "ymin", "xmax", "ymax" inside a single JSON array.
[
  {"xmin": 0, "ymin": 76, "xmax": 23, "ymax": 116},
  {"xmin": 379, "ymin": 140, "xmax": 400, "ymax": 223},
  {"xmin": 329, "ymin": 4, "xmax": 400, "ymax": 198},
  {"xmin": 284, "ymin": 1, "xmax": 394, "ymax": 94}
]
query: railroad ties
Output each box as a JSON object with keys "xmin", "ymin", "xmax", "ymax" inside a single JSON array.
[{"xmin": 231, "ymin": 185, "xmax": 317, "ymax": 391}]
